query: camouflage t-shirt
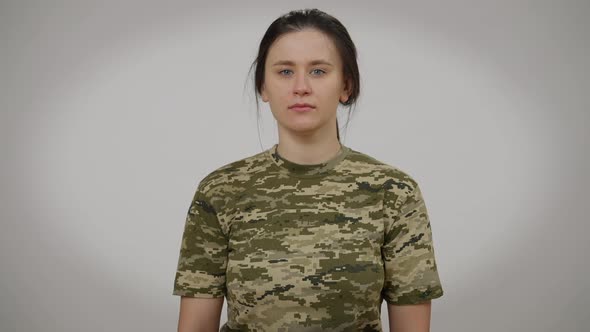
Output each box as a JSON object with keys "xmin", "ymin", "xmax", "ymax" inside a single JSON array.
[{"xmin": 172, "ymin": 143, "xmax": 444, "ymax": 331}]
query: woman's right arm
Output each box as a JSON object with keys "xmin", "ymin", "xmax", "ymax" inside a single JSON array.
[{"xmin": 177, "ymin": 296, "xmax": 224, "ymax": 332}]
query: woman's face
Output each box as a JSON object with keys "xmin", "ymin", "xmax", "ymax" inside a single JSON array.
[{"xmin": 261, "ymin": 29, "xmax": 351, "ymax": 139}]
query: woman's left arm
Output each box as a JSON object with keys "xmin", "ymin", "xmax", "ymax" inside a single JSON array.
[{"xmin": 387, "ymin": 300, "xmax": 432, "ymax": 332}]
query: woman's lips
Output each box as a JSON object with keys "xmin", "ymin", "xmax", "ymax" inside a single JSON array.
[{"xmin": 290, "ymin": 106, "xmax": 314, "ymax": 112}]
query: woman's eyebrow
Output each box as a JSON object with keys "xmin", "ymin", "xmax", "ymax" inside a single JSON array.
[{"xmin": 271, "ymin": 60, "xmax": 333, "ymax": 67}]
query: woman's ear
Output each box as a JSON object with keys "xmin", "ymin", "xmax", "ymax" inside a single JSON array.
[
  {"xmin": 261, "ymin": 83, "xmax": 269, "ymax": 102},
  {"xmin": 340, "ymin": 78, "xmax": 352, "ymax": 103}
]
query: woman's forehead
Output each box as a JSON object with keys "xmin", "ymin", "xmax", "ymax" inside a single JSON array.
[
  {"xmin": 269, "ymin": 59, "xmax": 335, "ymax": 68},
  {"xmin": 268, "ymin": 29, "xmax": 339, "ymax": 63}
]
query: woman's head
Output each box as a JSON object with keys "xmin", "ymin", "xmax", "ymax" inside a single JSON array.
[{"xmin": 249, "ymin": 8, "xmax": 360, "ymax": 143}]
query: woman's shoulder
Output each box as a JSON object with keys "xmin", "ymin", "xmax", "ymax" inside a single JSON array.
[
  {"xmin": 344, "ymin": 146, "xmax": 422, "ymax": 190},
  {"xmin": 195, "ymin": 148, "xmax": 269, "ymax": 195}
]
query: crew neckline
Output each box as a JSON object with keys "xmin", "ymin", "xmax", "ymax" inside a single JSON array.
[{"xmin": 266, "ymin": 143, "xmax": 351, "ymax": 178}]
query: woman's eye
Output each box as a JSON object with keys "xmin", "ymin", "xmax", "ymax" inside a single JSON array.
[{"xmin": 278, "ymin": 69, "xmax": 326, "ymax": 76}]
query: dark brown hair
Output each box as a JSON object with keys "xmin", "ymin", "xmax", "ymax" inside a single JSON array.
[{"xmin": 247, "ymin": 8, "xmax": 361, "ymax": 143}]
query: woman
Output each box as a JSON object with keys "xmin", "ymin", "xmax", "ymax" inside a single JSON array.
[{"xmin": 173, "ymin": 8, "xmax": 444, "ymax": 332}]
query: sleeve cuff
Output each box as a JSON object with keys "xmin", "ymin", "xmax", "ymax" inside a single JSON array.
[{"xmin": 383, "ymin": 286, "xmax": 444, "ymax": 305}]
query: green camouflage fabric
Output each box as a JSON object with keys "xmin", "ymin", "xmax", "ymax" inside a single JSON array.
[{"xmin": 173, "ymin": 143, "xmax": 444, "ymax": 331}]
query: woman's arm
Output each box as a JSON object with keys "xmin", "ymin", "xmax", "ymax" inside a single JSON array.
[
  {"xmin": 387, "ymin": 300, "xmax": 432, "ymax": 332},
  {"xmin": 177, "ymin": 296, "xmax": 224, "ymax": 332}
]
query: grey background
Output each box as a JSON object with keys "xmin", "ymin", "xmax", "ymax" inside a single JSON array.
[{"xmin": 1, "ymin": 1, "xmax": 589, "ymax": 331}]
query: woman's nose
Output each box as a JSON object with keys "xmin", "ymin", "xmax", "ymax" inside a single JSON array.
[{"xmin": 293, "ymin": 72, "xmax": 311, "ymax": 95}]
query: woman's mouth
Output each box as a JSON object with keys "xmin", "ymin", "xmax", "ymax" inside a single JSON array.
[{"xmin": 290, "ymin": 106, "xmax": 314, "ymax": 112}]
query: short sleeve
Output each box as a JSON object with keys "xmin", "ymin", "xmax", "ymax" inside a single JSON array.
[
  {"xmin": 172, "ymin": 185, "xmax": 228, "ymax": 298},
  {"xmin": 381, "ymin": 180, "xmax": 444, "ymax": 305}
]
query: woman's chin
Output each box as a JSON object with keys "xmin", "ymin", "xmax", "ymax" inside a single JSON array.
[{"xmin": 285, "ymin": 123, "xmax": 324, "ymax": 135}]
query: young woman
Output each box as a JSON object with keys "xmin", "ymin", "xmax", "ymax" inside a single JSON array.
[{"xmin": 173, "ymin": 8, "xmax": 444, "ymax": 332}]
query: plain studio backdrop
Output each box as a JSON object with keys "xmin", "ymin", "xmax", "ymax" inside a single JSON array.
[{"xmin": 1, "ymin": 1, "xmax": 589, "ymax": 331}]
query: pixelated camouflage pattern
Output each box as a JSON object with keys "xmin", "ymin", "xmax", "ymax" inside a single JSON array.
[{"xmin": 173, "ymin": 143, "xmax": 443, "ymax": 331}]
